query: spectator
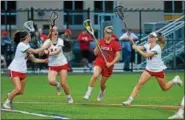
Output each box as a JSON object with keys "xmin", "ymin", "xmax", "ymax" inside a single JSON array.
[
  {"xmin": 61, "ymin": 29, "xmax": 74, "ymax": 72},
  {"xmin": 77, "ymin": 30, "xmax": 93, "ymax": 72},
  {"xmin": 38, "ymin": 28, "xmax": 47, "ymax": 41},
  {"xmin": 119, "ymin": 29, "xmax": 138, "ymax": 71},
  {"xmin": 1, "ymin": 31, "xmax": 14, "ymax": 66}
]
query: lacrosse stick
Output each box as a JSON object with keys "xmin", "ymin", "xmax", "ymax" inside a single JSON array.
[
  {"xmin": 49, "ymin": 12, "xmax": 58, "ymax": 40},
  {"xmin": 114, "ymin": 6, "xmax": 136, "ymax": 44},
  {"xmin": 83, "ymin": 19, "xmax": 108, "ymax": 63},
  {"xmin": 24, "ymin": 21, "xmax": 35, "ymax": 32}
]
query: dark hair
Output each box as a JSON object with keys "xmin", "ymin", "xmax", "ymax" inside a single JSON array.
[
  {"xmin": 157, "ymin": 32, "xmax": 166, "ymax": 49},
  {"xmin": 13, "ymin": 30, "xmax": 29, "ymax": 45}
]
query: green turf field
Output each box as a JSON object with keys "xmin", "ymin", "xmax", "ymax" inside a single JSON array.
[{"xmin": 1, "ymin": 72, "xmax": 184, "ymax": 119}]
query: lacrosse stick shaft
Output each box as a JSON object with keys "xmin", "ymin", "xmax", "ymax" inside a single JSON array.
[{"xmin": 92, "ymin": 35, "xmax": 108, "ymax": 63}]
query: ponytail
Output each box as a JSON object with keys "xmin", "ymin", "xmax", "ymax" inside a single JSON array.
[{"xmin": 157, "ymin": 32, "xmax": 166, "ymax": 50}]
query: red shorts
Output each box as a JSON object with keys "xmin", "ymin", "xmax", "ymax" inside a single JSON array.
[
  {"xmin": 49, "ymin": 64, "xmax": 69, "ymax": 72},
  {"xmin": 8, "ymin": 70, "xmax": 26, "ymax": 80},
  {"xmin": 145, "ymin": 69, "xmax": 165, "ymax": 78},
  {"xmin": 94, "ymin": 59, "xmax": 113, "ymax": 77}
]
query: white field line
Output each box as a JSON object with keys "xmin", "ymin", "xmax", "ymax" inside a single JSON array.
[{"xmin": 1, "ymin": 108, "xmax": 69, "ymax": 119}]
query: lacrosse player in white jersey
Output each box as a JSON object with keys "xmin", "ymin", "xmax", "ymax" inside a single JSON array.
[
  {"xmin": 42, "ymin": 26, "xmax": 73, "ymax": 104},
  {"xmin": 3, "ymin": 30, "xmax": 48, "ymax": 109},
  {"xmin": 122, "ymin": 32, "xmax": 183, "ymax": 106}
]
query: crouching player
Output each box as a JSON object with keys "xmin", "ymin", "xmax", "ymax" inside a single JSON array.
[{"xmin": 83, "ymin": 26, "xmax": 121, "ymax": 101}]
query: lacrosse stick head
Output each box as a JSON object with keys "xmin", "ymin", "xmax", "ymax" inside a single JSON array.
[
  {"xmin": 50, "ymin": 12, "xmax": 58, "ymax": 27},
  {"xmin": 83, "ymin": 19, "xmax": 94, "ymax": 35},
  {"xmin": 24, "ymin": 21, "xmax": 35, "ymax": 32},
  {"xmin": 114, "ymin": 6, "xmax": 125, "ymax": 20}
]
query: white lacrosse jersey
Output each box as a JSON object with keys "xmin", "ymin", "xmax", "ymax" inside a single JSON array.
[
  {"xmin": 144, "ymin": 43, "xmax": 167, "ymax": 72},
  {"xmin": 44, "ymin": 38, "xmax": 67, "ymax": 66},
  {"xmin": 8, "ymin": 42, "xmax": 30, "ymax": 73}
]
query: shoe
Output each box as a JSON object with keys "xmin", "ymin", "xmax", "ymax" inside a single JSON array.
[
  {"xmin": 122, "ymin": 100, "xmax": 132, "ymax": 106},
  {"xmin": 56, "ymin": 85, "xmax": 61, "ymax": 96},
  {"xmin": 3, "ymin": 102, "xmax": 11, "ymax": 110},
  {"xmin": 173, "ymin": 76, "xmax": 183, "ymax": 87},
  {"xmin": 84, "ymin": 94, "xmax": 90, "ymax": 100},
  {"xmin": 97, "ymin": 91, "xmax": 105, "ymax": 101},
  {"xmin": 168, "ymin": 114, "xmax": 184, "ymax": 119},
  {"xmin": 67, "ymin": 97, "xmax": 74, "ymax": 104}
]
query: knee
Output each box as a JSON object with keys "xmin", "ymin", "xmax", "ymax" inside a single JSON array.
[
  {"xmin": 61, "ymin": 82, "xmax": 67, "ymax": 88},
  {"xmin": 17, "ymin": 91, "xmax": 24, "ymax": 95},
  {"xmin": 15, "ymin": 87, "xmax": 21, "ymax": 94},
  {"xmin": 161, "ymin": 86, "xmax": 168, "ymax": 91},
  {"xmin": 48, "ymin": 79, "xmax": 56, "ymax": 86}
]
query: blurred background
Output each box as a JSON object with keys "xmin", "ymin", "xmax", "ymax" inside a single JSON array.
[{"xmin": 1, "ymin": 0, "xmax": 184, "ymax": 73}]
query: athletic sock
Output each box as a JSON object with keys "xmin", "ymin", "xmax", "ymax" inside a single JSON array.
[
  {"xmin": 129, "ymin": 96, "xmax": 134, "ymax": 102},
  {"xmin": 86, "ymin": 86, "xmax": 93, "ymax": 95},
  {"xmin": 66, "ymin": 94, "xmax": 72, "ymax": 99},
  {"xmin": 56, "ymin": 82, "xmax": 60, "ymax": 88}
]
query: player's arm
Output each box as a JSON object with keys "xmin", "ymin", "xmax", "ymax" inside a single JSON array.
[
  {"xmin": 49, "ymin": 46, "xmax": 62, "ymax": 56},
  {"xmin": 133, "ymin": 45, "xmax": 156, "ymax": 58},
  {"xmin": 94, "ymin": 41, "xmax": 100, "ymax": 56},
  {"xmin": 110, "ymin": 51, "xmax": 120, "ymax": 66},
  {"xmin": 27, "ymin": 41, "xmax": 51, "ymax": 54},
  {"xmin": 28, "ymin": 54, "xmax": 48, "ymax": 63}
]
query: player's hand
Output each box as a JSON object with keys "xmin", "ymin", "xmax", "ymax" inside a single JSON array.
[
  {"xmin": 44, "ymin": 59, "xmax": 48, "ymax": 63},
  {"xmin": 132, "ymin": 44, "xmax": 137, "ymax": 50},
  {"xmin": 106, "ymin": 62, "xmax": 112, "ymax": 68}
]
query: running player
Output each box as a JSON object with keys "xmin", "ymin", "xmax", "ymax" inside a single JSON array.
[
  {"xmin": 3, "ymin": 30, "xmax": 48, "ymax": 109},
  {"xmin": 42, "ymin": 26, "xmax": 73, "ymax": 104},
  {"xmin": 83, "ymin": 26, "xmax": 121, "ymax": 101},
  {"xmin": 122, "ymin": 32, "xmax": 183, "ymax": 106}
]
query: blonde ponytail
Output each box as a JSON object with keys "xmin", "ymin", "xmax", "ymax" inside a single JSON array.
[{"xmin": 157, "ymin": 33, "xmax": 166, "ymax": 50}]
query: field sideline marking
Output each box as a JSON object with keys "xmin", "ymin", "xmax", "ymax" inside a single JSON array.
[
  {"xmin": 1, "ymin": 108, "xmax": 69, "ymax": 119},
  {"xmin": 12, "ymin": 101, "xmax": 180, "ymax": 110}
]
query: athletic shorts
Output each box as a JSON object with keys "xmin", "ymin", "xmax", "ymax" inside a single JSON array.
[
  {"xmin": 49, "ymin": 64, "xmax": 69, "ymax": 72},
  {"xmin": 94, "ymin": 59, "xmax": 113, "ymax": 77},
  {"xmin": 8, "ymin": 70, "xmax": 26, "ymax": 80},
  {"xmin": 145, "ymin": 69, "xmax": 165, "ymax": 78}
]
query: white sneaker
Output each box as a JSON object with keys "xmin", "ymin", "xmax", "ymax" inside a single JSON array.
[
  {"xmin": 173, "ymin": 76, "xmax": 183, "ymax": 87},
  {"xmin": 97, "ymin": 91, "xmax": 105, "ymax": 101},
  {"xmin": 168, "ymin": 114, "xmax": 184, "ymax": 119},
  {"xmin": 3, "ymin": 102, "xmax": 11, "ymax": 110},
  {"xmin": 67, "ymin": 97, "xmax": 74, "ymax": 104},
  {"xmin": 122, "ymin": 100, "xmax": 132, "ymax": 106},
  {"xmin": 84, "ymin": 94, "xmax": 90, "ymax": 100},
  {"xmin": 56, "ymin": 85, "xmax": 61, "ymax": 96}
]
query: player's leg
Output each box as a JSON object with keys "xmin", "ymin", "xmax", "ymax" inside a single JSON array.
[
  {"xmin": 123, "ymin": 70, "xmax": 152, "ymax": 105},
  {"xmin": 48, "ymin": 70, "xmax": 61, "ymax": 95},
  {"xmin": 3, "ymin": 77, "xmax": 22, "ymax": 109},
  {"xmin": 84, "ymin": 66, "xmax": 102, "ymax": 100},
  {"xmin": 97, "ymin": 76, "xmax": 109, "ymax": 101},
  {"xmin": 59, "ymin": 69, "xmax": 73, "ymax": 104},
  {"xmin": 168, "ymin": 96, "xmax": 184, "ymax": 119},
  {"xmin": 156, "ymin": 74, "xmax": 183, "ymax": 91}
]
